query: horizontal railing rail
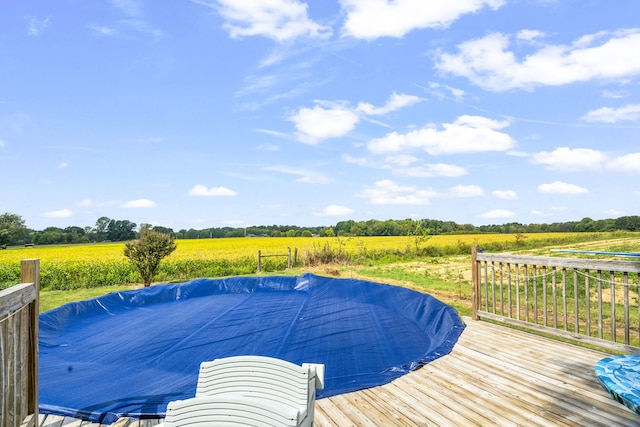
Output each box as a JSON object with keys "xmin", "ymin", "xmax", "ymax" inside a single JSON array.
[{"xmin": 471, "ymin": 246, "xmax": 640, "ymax": 354}]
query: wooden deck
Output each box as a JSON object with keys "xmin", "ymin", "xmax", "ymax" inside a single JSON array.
[{"xmin": 31, "ymin": 318, "xmax": 639, "ymax": 426}]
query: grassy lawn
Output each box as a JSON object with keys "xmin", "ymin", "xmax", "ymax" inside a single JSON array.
[
  {"xmin": 38, "ymin": 258, "xmax": 474, "ymax": 315},
  {"xmin": 40, "ymin": 285, "xmax": 140, "ymax": 312}
]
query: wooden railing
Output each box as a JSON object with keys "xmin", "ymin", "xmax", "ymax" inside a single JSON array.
[
  {"xmin": 0, "ymin": 259, "xmax": 40, "ymax": 427},
  {"xmin": 472, "ymin": 246, "xmax": 640, "ymax": 354},
  {"xmin": 257, "ymin": 247, "xmax": 297, "ymax": 273}
]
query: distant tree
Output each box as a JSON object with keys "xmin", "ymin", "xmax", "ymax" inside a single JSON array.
[
  {"xmin": 139, "ymin": 223, "xmax": 153, "ymax": 233},
  {"xmin": 320, "ymin": 227, "xmax": 335, "ymax": 237},
  {"xmin": 63, "ymin": 226, "xmax": 87, "ymax": 243},
  {"xmin": 301, "ymin": 230, "xmax": 313, "ymax": 237},
  {"xmin": 0, "ymin": 212, "xmax": 28, "ymax": 247},
  {"xmin": 94, "ymin": 216, "xmax": 111, "ymax": 241},
  {"xmin": 123, "ymin": 229, "xmax": 177, "ymax": 287},
  {"xmin": 152, "ymin": 225, "xmax": 175, "ymax": 236},
  {"xmin": 575, "ymin": 217, "xmax": 596, "ymax": 232},
  {"xmin": 615, "ymin": 216, "xmax": 640, "ymax": 232},
  {"xmin": 34, "ymin": 227, "xmax": 65, "ymax": 245},
  {"xmin": 335, "ymin": 220, "xmax": 355, "ymax": 236},
  {"xmin": 286, "ymin": 229, "xmax": 297, "ymax": 237},
  {"xmin": 107, "ymin": 219, "xmax": 137, "ymax": 241}
]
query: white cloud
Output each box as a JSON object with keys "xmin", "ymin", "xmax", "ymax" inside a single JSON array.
[
  {"xmin": 538, "ymin": 181, "xmax": 588, "ymax": 195},
  {"xmin": 342, "ymin": 154, "xmax": 379, "ymax": 167},
  {"xmin": 447, "ymin": 184, "xmax": 484, "ymax": 197},
  {"xmin": 27, "ymin": 16, "xmax": 52, "ymax": 36},
  {"xmin": 356, "ymin": 92, "xmax": 422, "ymax": 115},
  {"xmin": 531, "ymin": 206, "xmax": 567, "ymax": 217},
  {"xmin": 357, "ymin": 180, "xmax": 482, "ymax": 205},
  {"xmin": 288, "ymin": 104, "xmax": 359, "ymax": 144},
  {"xmin": 121, "ymin": 199, "xmax": 157, "ymax": 208},
  {"xmin": 609, "ymin": 153, "xmax": 640, "ymax": 173},
  {"xmin": 289, "ymin": 92, "xmax": 423, "ymax": 144},
  {"xmin": 264, "ymin": 166, "xmax": 333, "ymax": 184},
  {"xmin": 188, "ymin": 185, "xmax": 237, "ymax": 196},
  {"xmin": 602, "ymin": 89, "xmax": 630, "ymax": 99},
  {"xmin": 603, "ymin": 208, "xmax": 626, "ymax": 217},
  {"xmin": 313, "ymin": 205, "xmax": 354, "ymax": 217},
  {"xmin": 492, "ymin": 190, "xmax": 517, "ymax": 200},
  {"xmin": 531, "ymin": 209, "xmax": 552, "ymax": 217},
  {"xmin": 76, "ymin": 198, "xmax": 117, "ymax": 208},
  {"xmin": 367, "ymin": 115, "xmax": 515, "ymax": 155},
  {"xmin": 531, "ymin": 147, "xmax": 640, "ymax": 174},
  {"xmin": 480, "ymin": 209, "xmax": 516, "ymax": 219},
  {"xmin": 582, "ymin": 104, "xmax": 640, "ymax": 123},
  {"xmin": 120, "ymin": 19, "xmax": 164, "ymax": 38},
  {"xmin": 40, "ymin": 209, "xmax": 73, "ymax": 218},
  {"xmin": 110, "ymin": 0, "xmax": 140, "ymax": 16},
  {"xmin": 384, "ymin": 155, "xmax": 420, "ymax": 167},
  {"xmin": 0, "ymin": 139, "xmax": 5, "ymax": 148},
  {"xmin": 436, "ymin": 29, "xmax": 640, "ymax": 91},
  {"xmin": 517, "ymin": 29, "xmax": 545, "ymax": 42},
  {"xmin": 395, "ymin": 163, "xmax": 467, "ymax": 178},
  {"xmin": 88, "ymin": 24, "xmax": 117, "ymax": 36},
  {"xmin": 340, "ymin": 0, "xmax": 505, "ymax": 39},
  {"xmin": 58, "ymin": 162, "xmax": 68, "ymax": 169},
  {"xmin": 256, "ymin": 143, "xmax": 280, "ymax": 151},
  {"xmin": 531, "ymin": 147, "xmax": 607, "ymax": 172},
  {"xmin": 214, "ymin": 0, "xmax": 331, "ymax": 42},
  {"xmin": 424, "ymin": 82, "xmax": 466, "ymax": 101},
  {"xmin": 255, "ymin": 128, "xmax": 291, "ymax": 139},
  {"xmin": 357, "ymin": 180, "xmax": 436, "ymax": 205}
]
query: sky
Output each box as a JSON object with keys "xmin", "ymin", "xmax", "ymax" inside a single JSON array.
[{"xmin": 1, "ymin": 0, "xmax": 640, "ymax": 232}]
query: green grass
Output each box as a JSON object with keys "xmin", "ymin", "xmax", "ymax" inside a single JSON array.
[
  {"xmin": 40, "ymin": 285, "xmax": 138, "ymax": 313},
  {"xmin": 37, "ymin": 258, "xmax": 474, "ymax": 316},
  {"xmin": 354, "ymin": 264, "xmax": 473, "ymax": 317}
]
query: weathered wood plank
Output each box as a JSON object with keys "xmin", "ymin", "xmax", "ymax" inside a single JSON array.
[
  {"xmin": 477, "ymin": 253, "xmax": 640, "ymax": 273},
  {"xmin": 0, "ymin": 283, "xmax": 36, "ymax": 319}
]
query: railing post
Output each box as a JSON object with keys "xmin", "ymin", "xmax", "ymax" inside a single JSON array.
[
  {"xmin": 257, "ymin": 250, "xmax": 262, "ymax": 273},
  {"xmin": 20, "ymin": 258, "xmax": 40, "ymax": 426},
  {"xmin": 472, "ymin": 245, "xmax": 480, "ymax": 321}
]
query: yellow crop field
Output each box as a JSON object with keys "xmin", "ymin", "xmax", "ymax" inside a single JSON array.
[
  {"xmin": 0, "ymin": 232, "xmax": 591, "ymax": 264},
  {"xmin": 0, "ymin": 232, "xmax": 618, "ymax": 290}
]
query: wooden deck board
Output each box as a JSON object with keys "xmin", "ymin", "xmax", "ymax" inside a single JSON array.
[{"xmin": 35, "ymin": 318, "xmax": 640, "ymax": 426}]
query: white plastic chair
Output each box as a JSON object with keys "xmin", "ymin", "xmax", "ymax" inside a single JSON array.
[
  {"xmin": 162, "ymin": 395, "xmax": 301, "ymax": 426},
  {"xmin": 195, "ymin": 355, "xmax": 325, "ymax": 427}
]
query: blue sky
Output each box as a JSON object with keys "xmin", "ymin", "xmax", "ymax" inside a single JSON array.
[{"xmin": 2, "ymin": 0, "xmax": 640, "ymax": 231}]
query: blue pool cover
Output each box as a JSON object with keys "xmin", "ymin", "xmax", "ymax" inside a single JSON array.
[
  {"xmin": 39, "ymin": 273, "xmax": 465, "ymax": 423},
  {"xmin": 595, "ymin": 355, "xmax": 640, "ymax": 415}
]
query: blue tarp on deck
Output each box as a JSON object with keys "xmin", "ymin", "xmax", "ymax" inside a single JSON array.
[{"xmin": 39, "ymin": 273, "xmax": 465, "ymax": 423}]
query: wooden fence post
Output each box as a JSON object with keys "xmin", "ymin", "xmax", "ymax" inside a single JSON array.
[
  {"xmin": 20, "ymin": 258, "xmax": 39, "ymax": 423},
  {"xmin": 471, "ymin": 246, "xmax": 480, "ymax": 321},
  {"xmin": 257, "ymin": 250, "xmax": 262, "ymax": 273}
]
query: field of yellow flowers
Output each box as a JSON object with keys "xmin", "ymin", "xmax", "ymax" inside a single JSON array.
[{"xmin": 0, "ymin": 232, "xmax": 614, "ymax": 290}]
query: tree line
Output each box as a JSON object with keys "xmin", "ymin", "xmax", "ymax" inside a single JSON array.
[{"xmin": 1, "ymin": 212, "xmax": 640, "ymax": 248}]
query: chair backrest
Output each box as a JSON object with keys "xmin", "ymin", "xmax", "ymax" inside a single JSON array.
[
  {"xmin": 163, "ymin": 395, "xmax": 301, "ymax": 427},
  {"xmin": 195, "ymin": 355, "xmax": 324, "ymax": 427}
]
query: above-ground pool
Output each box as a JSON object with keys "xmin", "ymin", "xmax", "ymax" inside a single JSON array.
[{"xmin": 39, "ymin": 273, "xmax": 465, "ymax": 423}]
